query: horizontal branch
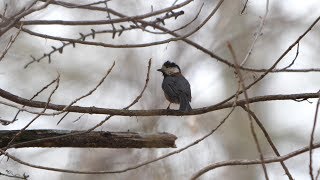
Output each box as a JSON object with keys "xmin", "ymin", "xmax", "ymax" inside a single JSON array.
[
  {"xmin": 42, "ymin": 0, "xmax": 193, "ymax": 24},
  {"xmin": 20, "ymin": 10, "xmax": 184, "ymax": 26},
  {"xmin": 0, "ymin": 130, "xmax": 177, "ymax": 148},
  {"xmin": 0, "ymin": 88, "xmax": 318, "ymax": 116}
]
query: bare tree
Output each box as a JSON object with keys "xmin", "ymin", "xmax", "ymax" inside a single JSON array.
[{"xmin": 0, "ymin": 0, "xmax": 319, "ymax": 179}]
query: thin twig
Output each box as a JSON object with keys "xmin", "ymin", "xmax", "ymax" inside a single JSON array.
[
  {"xmin": 7, "ymin": 59, "xmax": 151, "ymax": 149},
  {"xmin": 240, "ymin": 0, "xmax": 249, "ymax": 14},
  {"xmin": 316, "ymin": 167, "xmax": 320, "ymax": 180},
  {"xmin": 0, "ymin": 3, "xmax": 8, "ymax": 24},
  {"xmin": 240, "ymin": 0, "xmax": 269, "ymax": 66},
  {"xmin": 56, "ymin": 112, "xmax": 69, "ymax": 125},
  {"xmin": 0, "ymin": 0, "xmax": 53, "ymax": 36},
  {"xmin": 104, "ymin": 2, "xmax": 116, "ymax": 38},
  {"xmin": 143, "ymin": 3, "xmax": 204, "ymax": 35},
  {"xmin": 43, "ymin": 0, "xmax": 193, "ymax": 24},
  {"xmin": 0, "ymin": 24, "xmax": 22, "ymax": 61},
  {"xmin": 72, "ymin": 113, "xmax": 85, "ymax": 123},
  {"xmin": 12, "ymin": 76, "xmax": 59, "ymax": 123},
  {"xmin": 279, "ymin": 42, "xmax": 300, "ymax": 70},
  {"xmin": 4, "ymin": 74, "xmax": 60, "ymax": 149},
  {"xmin": 60, "ymin": 61, "xmax": 115, "ymax": 113},
  {"xmin": 86, "ymin": 58, "xmax": 152, "ymax": 132},
  {"xmin": 241, "ymin": 105, "xmax": 294, "ymax": 180},
  {"xmin": 55, "ymin": 0, "xmax": 110, "ymax": 8},
  {"xmin": 212, "ymin": 15, "xmax": 320, "ymax": 115},
  {"xmin": 0, "ymin": 170, "xmax": 28, "ymax": 179},
  {"xmin": 309, "ymin": 91, "xmax": 320, "ymax": 180},
  {"xmin": 228, "ymin": 42, "xmax": 269, "ymax": 180},
  {"xmin": 190, "ymin": 142, "xmax": 320, "ymax": 179}
]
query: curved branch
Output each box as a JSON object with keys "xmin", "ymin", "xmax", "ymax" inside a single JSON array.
[{"xmin": 191, "ymin": 142, "xmax": 320, "ymax": 180}]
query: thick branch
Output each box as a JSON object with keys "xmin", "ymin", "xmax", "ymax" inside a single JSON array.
[
  {"xmin": 0, "ymin": 130, "xmax": 177, "ymax": 148},
  {"xmin": 0, "ymin": 88, "xmax": 318, "ymax": 116}
]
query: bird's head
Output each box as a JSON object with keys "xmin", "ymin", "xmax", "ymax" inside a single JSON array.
[{"xmin": 157, "ymin": 61, "xmax": 181, "ymax": 76}]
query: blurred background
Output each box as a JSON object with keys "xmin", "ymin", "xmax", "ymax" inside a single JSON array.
[{"xmin": 0, "ymin": 0, "xmax": 320, "ymax": 179}]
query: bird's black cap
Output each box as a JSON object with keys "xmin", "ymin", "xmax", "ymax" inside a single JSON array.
[{"xmin": 163, "ymin": 61, "xmax": 181, "ymax": 71}]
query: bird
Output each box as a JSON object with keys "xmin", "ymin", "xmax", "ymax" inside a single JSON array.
[{"xmin": 157, "ymin": 61, "xmax": 192, "ymax": 112}]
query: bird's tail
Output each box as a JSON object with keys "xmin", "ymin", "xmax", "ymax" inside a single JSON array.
[{"xmin": 179, "ymin": 94, "xmax": 192, "ymax": 112}]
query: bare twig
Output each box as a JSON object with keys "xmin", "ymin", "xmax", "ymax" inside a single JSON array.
[
  {"xmin": 0, "ymin": 25, "xmax": 22, "ymax": 61},
  {"xmin": 240, "ymin": 0, "xmax": 269, "ymax": 66},
  {"xmin": 20, "ymin": 10, "xmax": 185, "ymax": 26},
  {"xmin": 0, "ymin": 170, "xmax": 28, "ymax": 179},
  {"xmin": 123, "ymin": 59, "xmax": 151, "ymax": 110},
  {"xmin": 213, "ymin": 15, "xmax": 320, "ymax": 114},
  {"xmin": 241, "ymin": 105, "xmax": 294, "ymax": 180},
  {"xmin": 86, "ymin": 58, "xmax": 151, "ymax": 132},
  {"xmin": 104, "ymin": 2, "xmax": 116, "ymax": 38},
  {"xmin": 60, "ymin": 61, "xmax": 115, "ymax": 113},
  {"xmin": 143, "ymin": 3, "xmax": 204, "ymax": 35},
  {"xmin": 56, "ymin": 112, "xmax": 69, "ymax": 125},
  {"xmin": 309, "ymin": 91, "xmax": 320, "ymax": 180},
  {"xmin": 72, "ymin": 113, "xmax": 85, "ymax": 123},
  {"xmin": 4, "ymin": 74, "xmax": 61, "ymax": 148},
  {"xmin": 191, "ymin": 142, "xmax": 320, "ymax": 179},
  {"xmin": 228, "ymin": 42, "xmax": 269, "ymax": 180},
  {"xmin": 42, "ymin": 0, "xmax": 193, "ymax": 24},
  {"xmin": 12, "ymin": 76, "xmax": 59, "ymax": 124},
  {"xmin": 0, "ymin": 0, "xmax": 53, "ymax": 36},
  {"xmin": 279, "ymin": 42, "xmax": 300, "ymax": 70},
  {"xmin": 240, "ymin": 0, "xmax": 249, "ymax": 14},
  {"xmin": 7, "ymin": 59, "xmax": 151, "ymax": 149},
  {"xmin": 3, "ymin": 61, "xmax": 115, "ymax": 118},
  {"xmin": 54, "ymin": 0, "xmax": 111, "ymax": 8},
  {"xmin": 0, "ymin": 3, "xmax": 8, "ymax": 24}
]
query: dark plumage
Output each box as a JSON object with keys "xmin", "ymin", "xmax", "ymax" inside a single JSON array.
[{"xmin": 157, "ymin": 61, "xmax": 192, "ymax": 112}]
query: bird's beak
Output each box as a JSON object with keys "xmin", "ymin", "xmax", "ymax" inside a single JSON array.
[{"xmin": 157, "ymin": 68, "xmax": 163, "ymax": 72}]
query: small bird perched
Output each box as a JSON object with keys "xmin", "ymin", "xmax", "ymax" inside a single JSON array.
[{"xmin": 157, "ymin": 61, "xmax": 192, "ymax": 112}]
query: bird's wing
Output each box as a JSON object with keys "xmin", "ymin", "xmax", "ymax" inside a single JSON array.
[
  {"xmin": 162, "ymin": 76, "xmax": 191, "ymax": 101},
  {"xmin": 175, "ymin": 76, "xmax": 192, "ymax": 102},
  {"xmin": 162, "ymin": 76, "xmax": 180, "ymax": 100}
]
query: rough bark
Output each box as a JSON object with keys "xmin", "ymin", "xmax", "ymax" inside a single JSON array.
[{"xmin": 0, "ymin": 130, "xmax": 177, "ymax": 149}]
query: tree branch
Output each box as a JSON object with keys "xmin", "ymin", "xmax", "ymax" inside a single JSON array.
[
  {"xmin": 0, "ymin": 87, "xmax": 318, "ymax": 116},
  {"xmin": 191, "ymin": 142, "xmax": 320, "ymax": 179},
  {"xmin": 0, "ymin": 130, "xmax": 177, "ymax": 148}
]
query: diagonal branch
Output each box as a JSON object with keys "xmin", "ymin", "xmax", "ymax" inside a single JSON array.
[
  {"xmin": 241, "ymin": 105, "xmax": 294, "ymax": 180},
  {"xmin": 228, "ymin": 42, "xmax": 269, "ymax": 179}
]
